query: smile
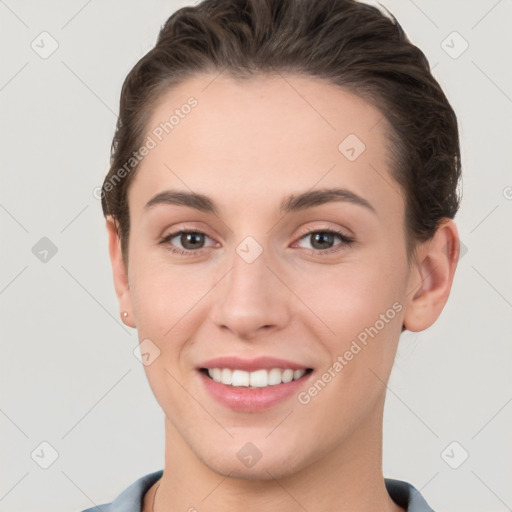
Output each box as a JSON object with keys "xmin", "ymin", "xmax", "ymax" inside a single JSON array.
[
  {"xmin": 202, "ymin": 368, "xmax": 312, "ymax": 388},
  {"xmin": 197, "ymin": 356, "xmax": 314, "ymax": 411}
]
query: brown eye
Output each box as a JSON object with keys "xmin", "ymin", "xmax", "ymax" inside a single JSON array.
[
  {"xmin": 179, "ymin": 232, "xmax": 205, "ymax": 250},
  {"xmin": 296, "ymin": 230, "xmax": 353, "ymax": 252},
  {"xmin": 160, "ymin": 230, "xmax": 216, "ymax": 254},
  {"xmin": 309, "ymin": 232, "xmax": 337, "ymax": 250}
]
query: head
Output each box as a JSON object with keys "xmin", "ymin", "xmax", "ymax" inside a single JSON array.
[{"xmin": 103, "ymin": 0, "xmax": 461, "ymax": 480}]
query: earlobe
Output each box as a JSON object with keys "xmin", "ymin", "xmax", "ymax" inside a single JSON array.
[
  {"xmin": 403, "ymin": 219, "xmax": 460, "ymax": 332},
  {"xmin": 105, "ymin": 216, "xmax": 136, "ymax": 328}
]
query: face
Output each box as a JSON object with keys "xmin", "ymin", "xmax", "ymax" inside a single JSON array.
[{"xmin": 114, "ymin": 73, "xmax": 420, "ymax": 479}]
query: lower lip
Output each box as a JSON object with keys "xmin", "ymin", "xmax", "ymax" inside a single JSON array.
[{"xmin": 199, "ymin": 371, "xmax": 312, "ymax": 412}]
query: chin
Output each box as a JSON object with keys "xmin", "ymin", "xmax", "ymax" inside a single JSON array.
[
  {"xmin": 202, "ymin": 457, "xmax": 298, "ymax": 481},
  {"xmin": 197, "ymin": 441, "xmax": 309, "ymax": 481}
]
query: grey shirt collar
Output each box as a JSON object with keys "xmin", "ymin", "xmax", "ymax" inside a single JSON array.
[{"xmin": 80, "ymin": 469, "xmax": 435, "ymax": 512}]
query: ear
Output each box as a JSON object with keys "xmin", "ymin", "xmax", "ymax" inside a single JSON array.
[
  {"xmin": 106, "ymin": 215, "xmax": 136, "ymax": 328},
  {"xmin": 403, "ymin": 219, "xmax": 460, "ymax": 332}
]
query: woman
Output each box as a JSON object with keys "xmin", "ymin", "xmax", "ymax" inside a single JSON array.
[{"xmin": 83, "ymin": 0, "xmax": 461, "ymax": 510}]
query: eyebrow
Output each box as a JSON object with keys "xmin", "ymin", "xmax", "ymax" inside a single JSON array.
[
  {"xmin": 280, "ymin": 188, "xmax": 376, "ymax": 214},
  {"xmin": 144, "ymin": 187, "xmax": 376, "ymax": 215}
]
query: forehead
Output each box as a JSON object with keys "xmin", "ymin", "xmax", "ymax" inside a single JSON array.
[
  {"xmin": 146, "ymin": 72, "xmax": 389, "ymax": 159},
  {"xmin": 129, "ymin": 72, "xmax": 402, "ymax": 220}
]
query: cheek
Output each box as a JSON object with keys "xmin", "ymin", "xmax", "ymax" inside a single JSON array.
[
  {"xmin": 292, "ymin": 266, "xmax": 405, "ymax": 441},
  {"xmin": 129, "ymin": 259, "xmax": 208, "ymax": 415},
  {"xmin": 128, "ymin": 251, "xmax": 213, "ymax": 338},
  {"xmin": 289, "ymin": 251, "xmax": 407, "ymax": 399},
  {"xmin": 293, "ymin": 256, "xmax": 405, "ymax": 337}
]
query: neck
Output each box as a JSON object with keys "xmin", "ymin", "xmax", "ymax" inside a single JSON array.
[{"xmin": 152, "ymin": 401, "xmax": 402, "ymax": 512}]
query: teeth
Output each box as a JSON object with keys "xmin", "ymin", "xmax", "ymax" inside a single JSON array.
[
  {"xmin": 249, "ymin": 369, "xmax": 268, "ymax": 388},
  {"xmin": 206, "ymin": 368, "xmax": 307, "ymax": 387},
  {"xmin": 231, "ymin": 369, "xmax": 249, "ymax": 387},
  {"xmin": 282, "ymin": 369, "xmax": 294, "ymax": 383},
  {"xmin": 268, "ymin": 368, "xmax": 282, "ymax": 385},
  {"xmin": 221, "ymin": 368, "xmax": 232, "ymax": 385},
  {"xmin": 293, "ymin": 369, "xmax": 305, "ymax": 380}
]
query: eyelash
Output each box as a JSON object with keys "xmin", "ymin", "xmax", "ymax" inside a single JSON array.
[{"xmin": 159, "ymin": 227, "xmax": 355, "ymax": 257}]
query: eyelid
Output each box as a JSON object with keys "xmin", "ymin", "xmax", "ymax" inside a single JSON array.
[
  {"xmin": 160, "ymin": 222, "xmax": 215, "ymax": 241},
  {"xmin": 294, "ymin": 223, "xmax": 354, "ymax": 243},
  {"xmin": 295, "ymin": 221, "xmax": 355, "ymax": 239},
  {"xmin": 295, "ymin": 224, "xmax": 352, "ymax": 239}
]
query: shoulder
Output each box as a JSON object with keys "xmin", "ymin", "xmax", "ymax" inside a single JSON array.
[
  {"xmin": 78, "ymin": 469, "xmax": 163, "ymax": 512},
  {"xmin": 384, "ymin": 478, "xmax": 436, "ymax": 512},
  {"xmin": 77, "ymin": 472, "xmax": 432, "ymax": 512}
]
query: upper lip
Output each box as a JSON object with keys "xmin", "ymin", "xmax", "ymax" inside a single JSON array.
[{"xmin": 198, "ymin": 356, "xmax": 311, "ymax": 372}]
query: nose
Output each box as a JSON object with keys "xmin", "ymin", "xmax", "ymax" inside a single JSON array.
[{"xmin": 210, "ymin": 242, "xmax": 291, "ymax": 340}]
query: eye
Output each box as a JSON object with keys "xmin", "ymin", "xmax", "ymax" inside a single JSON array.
[
  {"xmin": 295, "ymin": 228, "xmax": 354, "ymax": 254},
  {"xmin": 159, "ymin": 228, "xmax": 354, "ymax": 256},
  {"xmin": 159, "ymin": 229, "xmax": 217, "ymax": 254}
]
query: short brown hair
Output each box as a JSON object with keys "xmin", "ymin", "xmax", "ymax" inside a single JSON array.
[{"xmin": 101, "ymin": 0, "xmax": 462, "ymax": 265}]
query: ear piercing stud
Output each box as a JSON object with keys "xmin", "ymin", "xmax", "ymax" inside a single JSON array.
[{"xmin": 122, "ymin": 312, "xmax": 128, "ymax": 318}]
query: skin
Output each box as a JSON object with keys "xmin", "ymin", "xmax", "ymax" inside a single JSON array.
[{"xmin": 106, "ymin": 73, "xmax": 459, "ymax": 512}]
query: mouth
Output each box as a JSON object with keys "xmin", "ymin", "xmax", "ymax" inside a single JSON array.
[
  {"xmin": 196, "ymin": 356, "xmax": 314, "ymax": 411},
  {"xmin": 199, "ymin": 367, "xmax": 313, "ymax": 388}
]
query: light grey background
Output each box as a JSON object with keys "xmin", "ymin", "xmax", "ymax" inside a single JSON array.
[{"xmin": 1, "ymin": 1, "xmax": 511, "ymax": 511}]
